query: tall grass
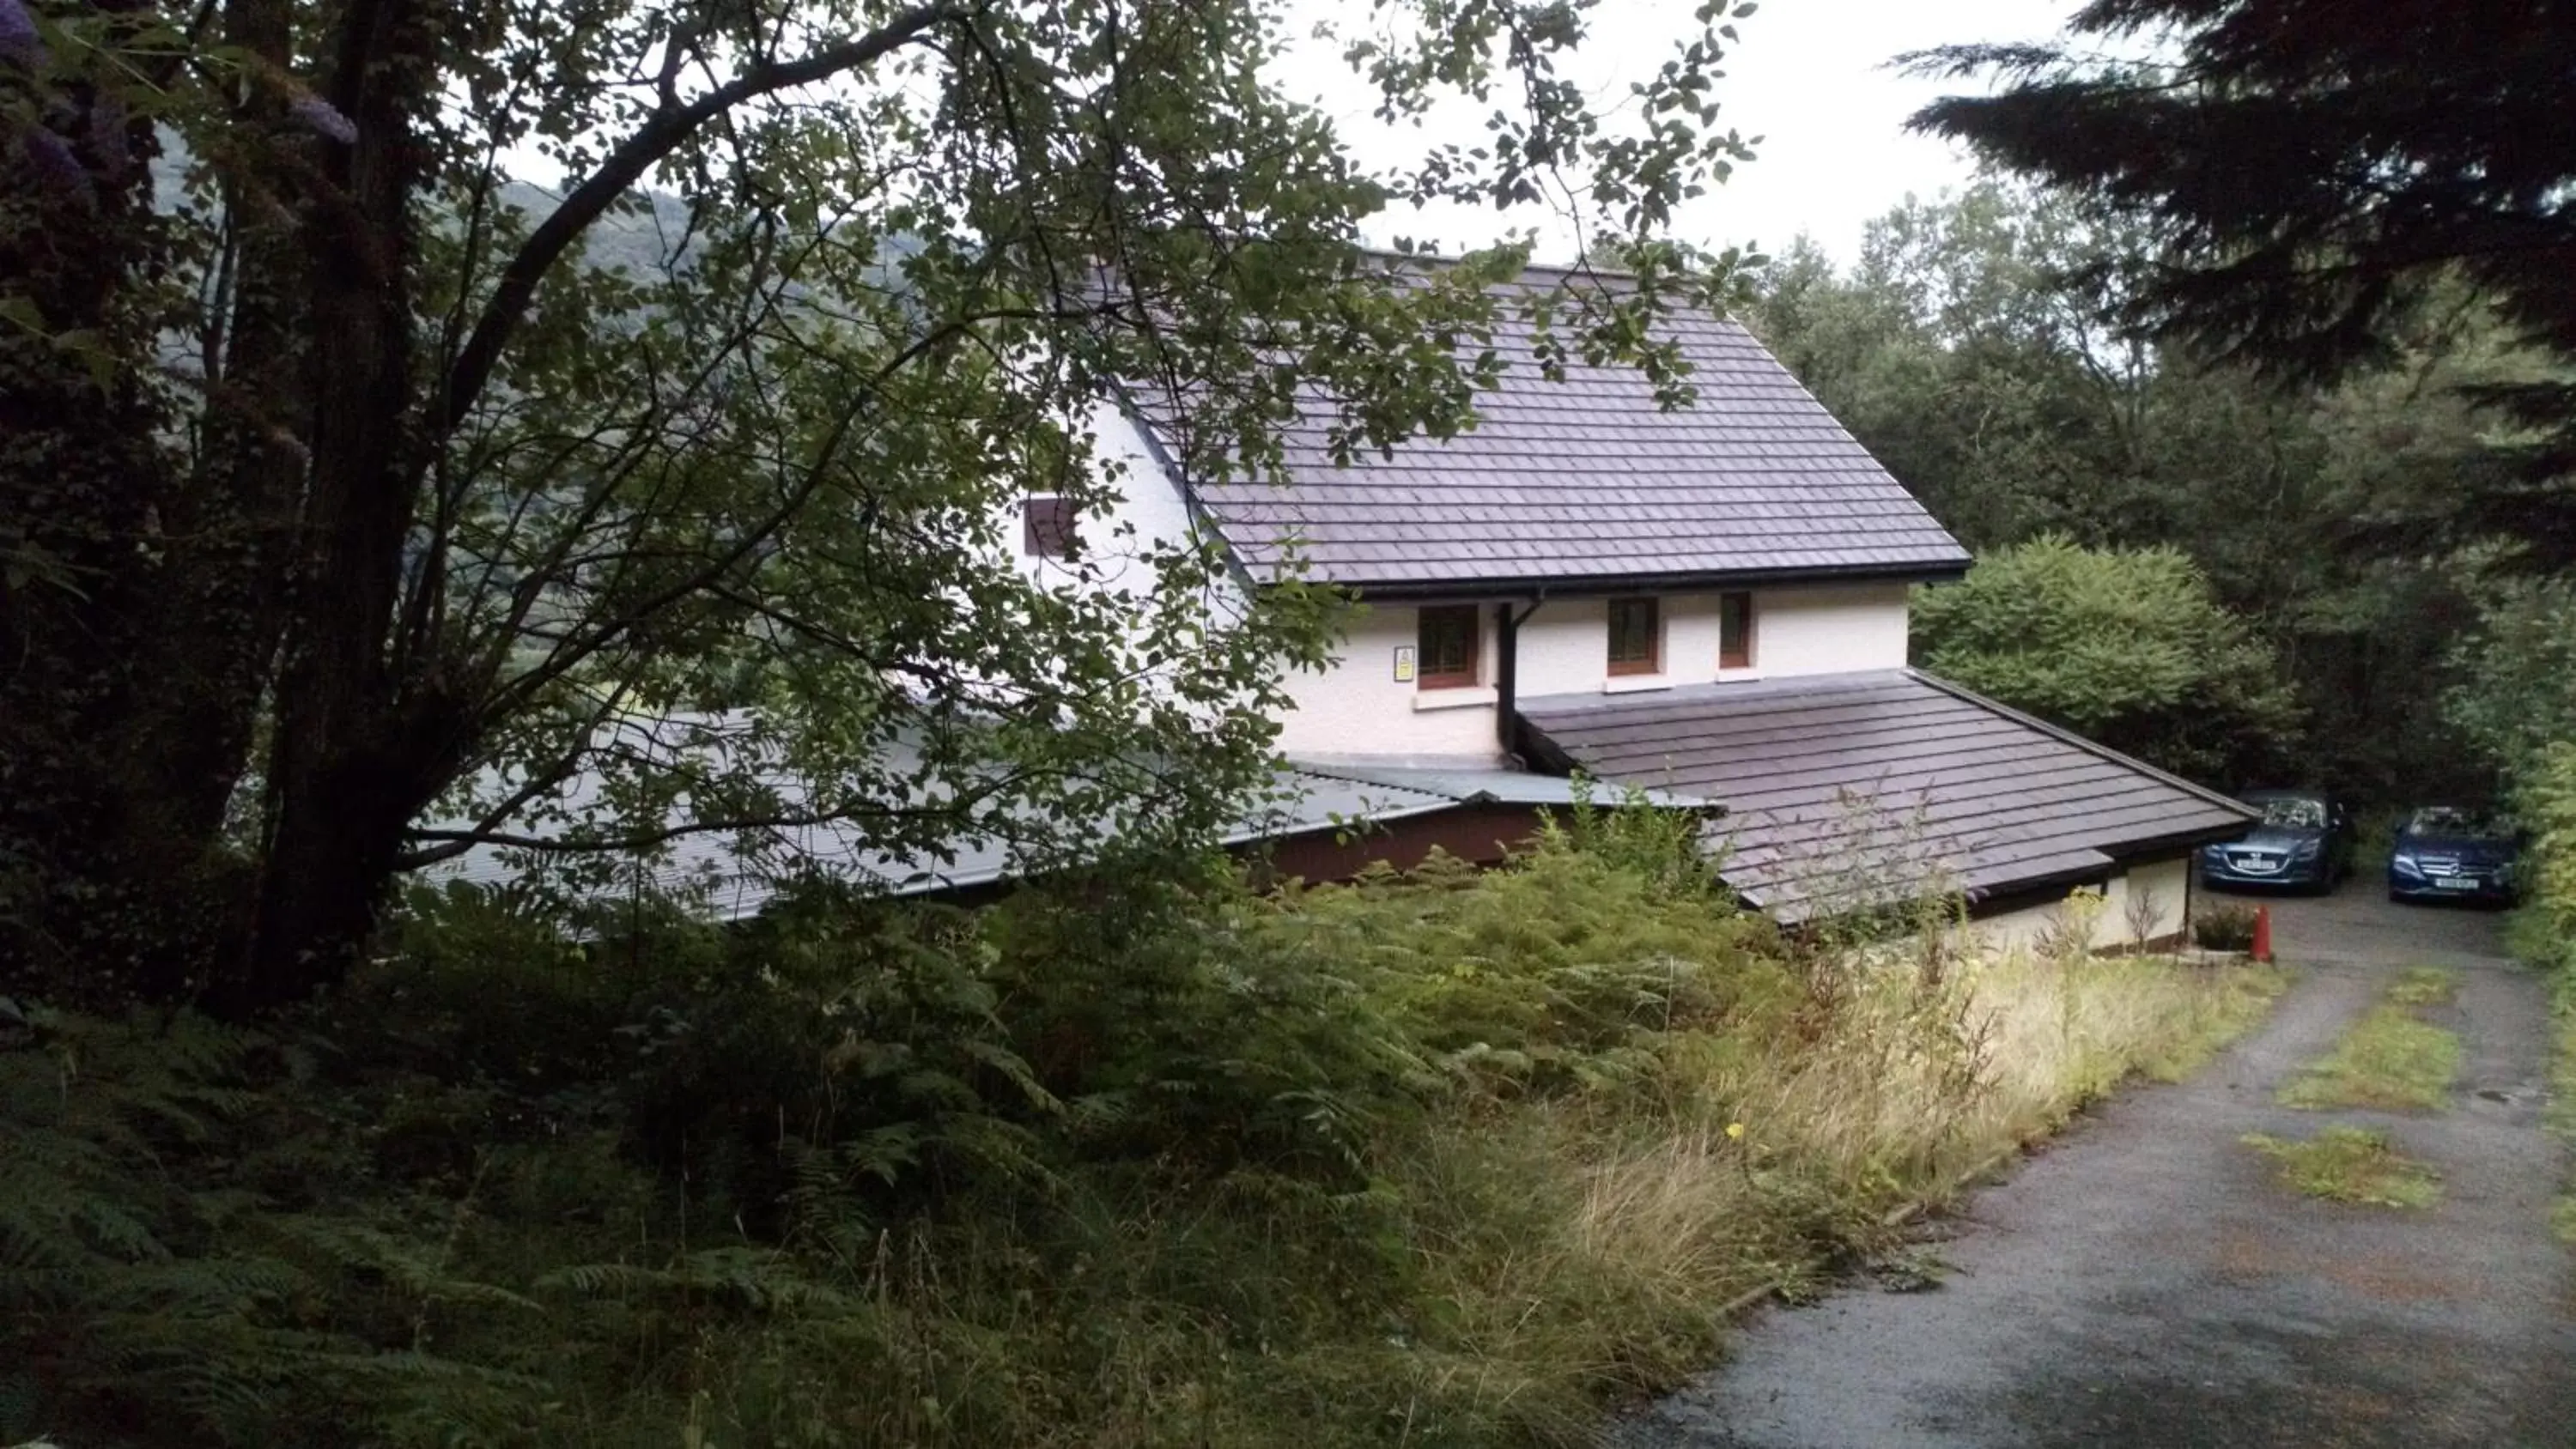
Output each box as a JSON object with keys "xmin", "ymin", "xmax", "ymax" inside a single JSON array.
[{"xmin": 1, "ymin": 836, "xmax": 2287, "ymax": 1449}]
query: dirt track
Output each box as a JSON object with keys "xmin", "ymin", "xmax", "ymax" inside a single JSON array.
[{"xmin": 1619, "ymin": 888, "xmax": 2576, "ymax": 1449}]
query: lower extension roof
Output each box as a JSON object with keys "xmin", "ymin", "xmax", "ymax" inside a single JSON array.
[
  {"xmin": 426, "ymin": 740, "xmax": 1654, "ymax": 924},
  {"xmin": 1516, "ymin": 670, "xmax": 2258, "ymax": 922}
]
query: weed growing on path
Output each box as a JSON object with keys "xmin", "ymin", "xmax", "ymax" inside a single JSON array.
[
  {"xmin": 2385, "ymin": 967, "xmax": 2460, "ymax": 1008},
  {"xmin": 2244, "ymin": 1128, "xmax": 2444, "ymax": 1209},
  {"xmin": 2279, "ymin": 985, "xmax": 2462, "ymax": 1113}
]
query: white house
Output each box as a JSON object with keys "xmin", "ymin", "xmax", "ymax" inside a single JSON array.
[
  {"xmin": 440, "ymin": 259, "xmax": 2252, "ymax": 950},
  {"xmin": 1023, "ymin": 261, "xmax": 2254, "ymax": 950}
]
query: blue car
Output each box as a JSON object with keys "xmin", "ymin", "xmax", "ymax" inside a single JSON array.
[
  {"xmin": 2387, "ymin": 806, "xmax": 2522, "ymax": 906},
  {"xmin": 2200, "ymin": 790, "xmax": 2354, "ymax": 894}
]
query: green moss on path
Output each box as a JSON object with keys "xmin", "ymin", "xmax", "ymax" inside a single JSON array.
[
  {"xmin": 2244, "ymin": 1127, "xmax": 2443, "ymax": 1209},
  {"xmin": 2278, "ymin": 973, "xmax": 2462, "ymax": 1113}
]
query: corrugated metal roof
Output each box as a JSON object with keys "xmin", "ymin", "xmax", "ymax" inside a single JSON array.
[
  {"xmin": 427, "ymin": 762, "xmax": 1473, "ymax": 924},
  {"xmin": 1517, "ymin": 670, "xmax": 2258, "ymax": 921},
  {"xmin": 1162, "ymin": 267, "xmax": 1971, "ymax": 591},
  {"xmin": 1289, "ymin": 761, "xmax": 1711, "ymax": 811}
]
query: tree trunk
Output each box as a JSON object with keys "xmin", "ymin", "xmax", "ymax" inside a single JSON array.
[
  {"xmin": 0, "ymin": 80, "xmax": 281, "ymax": 1003},
  {"xmin": 219, "ymin": 0, "xmax": 451, "ymax": 1009}
]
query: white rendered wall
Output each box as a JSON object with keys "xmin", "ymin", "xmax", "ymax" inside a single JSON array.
[
  {"xmin": 938, "ymin": 404, "xmax": 1256, "ymax": 722},
  {"xmin": 2120, "ymin": 857, "xmax": 2193, "ymax": 946},
  {"xmin": 1274, "ymin": 603, "xmax": 1504, "ymax": 763},
  {"xmin": 1510, "ymin": 581, "xmax": 1911, "ymax": 701},
  {"xmin": 1019, "ymin": 422, "xmax": 1916, "ymax": 761},
  {"xmin": 1276, "ymin": 580, "xmax": 1916, "ymax": 761},
  {"xmin": 1018, "ymin": 403, "xmax": 1240, "ymax": 608},
  {"xmin": 1515, "ymin": 597, "xmax": 1618, "ymax": 697},
  {"xmin": 1965, "ymin": 855, "xmax": 2195, "ymax": 958},
  {"xmin": 1755, "ymin": 582, "xmax": 1911, "ymax": 678}
]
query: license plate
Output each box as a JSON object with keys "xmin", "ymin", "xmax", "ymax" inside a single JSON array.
[{"xmin": 2435, "ymin": 876, "xmax": 2476, "ymax": 890}]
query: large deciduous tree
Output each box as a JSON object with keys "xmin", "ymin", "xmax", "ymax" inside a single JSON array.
[
  {"xmin": 0, "ymin": 0, "xmax": 1758, "ymax": 1011},
  {"xmin": 1907, "ymin": 0, "xmax": 2576, "ymax": 566}
]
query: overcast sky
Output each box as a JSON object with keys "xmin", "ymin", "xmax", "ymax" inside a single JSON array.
[{"xmin": 1293, "ymin": 0, "xmax": 2075, "ymax": 264}]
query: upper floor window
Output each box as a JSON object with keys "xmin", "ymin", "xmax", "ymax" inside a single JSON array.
[
  {"xmin": 1417, "ymin": 605, "xmax": 1481, "ymax": 689},
  {"xmin": 1719, "ymin": 591, "xmax": 1755, "ymax": 670},
  {"xmin": 1022, "ymin": 495, "xmax": 1078, "ymax": 559},
  {"xmin": 1607, "ymin": 597, "xmax": 1660, "ymax": 676}
]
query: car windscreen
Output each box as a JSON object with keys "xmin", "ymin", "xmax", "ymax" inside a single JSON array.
[
  {"xmin": 2253, "ymin": 797, "xmax": 2327, "ymax": 828},
  {"xmin": 2403, "ymin": 807, "xmax": 2510, "ymax": 840}
]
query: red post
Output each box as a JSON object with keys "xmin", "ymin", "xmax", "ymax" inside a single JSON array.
[{"xmin": 2251, "ymin": 904, "xmax": 2274, "ymax": 963}]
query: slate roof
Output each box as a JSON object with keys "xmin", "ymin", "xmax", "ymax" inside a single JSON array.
[
  {"xmin": 1167, "ymin": 264, "xmax": 1971, "ymax": 592},
  {"xmin": 1516, "ymin": 670, "xmax": 2257, "ymax": 921}
]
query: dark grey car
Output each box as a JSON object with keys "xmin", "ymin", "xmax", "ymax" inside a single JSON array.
[{"xmin": 2199, "ymin": 789, "xmax": 2354, "ymax": 894}]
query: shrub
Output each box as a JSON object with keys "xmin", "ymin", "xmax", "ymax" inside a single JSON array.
[
  {"xmin": 1911, "ymin": 536, "xmax": 2303, "ymax": 780},
  {"xmin": 2505, "ymin": 744, "xmax": 2576, "ymax": 1242},
  {"xmin": 2192, "ymin": 902, "xmax": 2260, "ymax": 952},
  {"xmin": 2513, "ymin": 743, "xmax": 2576, "ymax": 986}
]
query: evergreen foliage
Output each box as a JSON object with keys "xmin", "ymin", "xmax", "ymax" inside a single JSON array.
[
  {"xmin": 1909, "ymin": 0, "xmax": 2576, "ymax": 568},
  {"xmin": 1749, "ymin": 180, "xmax": 2515, "ymax": 802},
  {"xmin": 2510, "ymin": 745, "xmax": 2576, "ymax": 993},
  {"xmin": 2444, "ymin": 582, "xmax": 2576, "ymax": 789}
]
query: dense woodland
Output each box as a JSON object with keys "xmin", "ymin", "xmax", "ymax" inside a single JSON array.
[{"xmin": 1746, "ymin": 180, "xmax": 2561, "ymax": 805}]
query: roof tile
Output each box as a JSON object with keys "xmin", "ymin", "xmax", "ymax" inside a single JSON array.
[
  {"xmin": 1519, "ymin": 670, "xmax": 2257, "ymax": 920},
  {"xmin": 1160, "ymin": 272, "xmax": 1971, "ymax": 590}
]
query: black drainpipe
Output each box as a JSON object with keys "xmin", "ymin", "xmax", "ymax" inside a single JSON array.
[{"xmin": 1495, "ymin": 593, "xmax": 1546, "ymax": 761}]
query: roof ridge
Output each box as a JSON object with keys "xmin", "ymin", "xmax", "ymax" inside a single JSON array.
[
  {"xmin": 1903, "ymin": 669, "xmax": 2258, "ymax": 821},
  {"xmin": 1279, "ymin": 760, "xmax": 1467, "ymax": 798}
]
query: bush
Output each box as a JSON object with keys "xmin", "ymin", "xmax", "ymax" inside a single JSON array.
[
  {"xmin": 2192, "ymin": 902, "xmax": 2261, "ymax": 952},
  {"xmin": 2512, "ymin": 743, "xmax": 2576, "ymax": 982},
  {"xmin": 2504, "ymin": 744, "xmax": 2576, "ymax": 1179},
  {"xmin": 1911, "ymin": 536, "xmax": 2303, "ymax": 781}
]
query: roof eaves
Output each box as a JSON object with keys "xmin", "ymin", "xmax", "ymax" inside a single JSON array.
[
  {"xmin": 1325, "ymin": 559, "xmax": 1971, "ymax": 603},
  {"xmin": 1219, "ymin": 794, "xmax": 1466, "ymax": 846},
  {"xmin": 1904, "ymin": 670, "xmax": 2260, "ymax": 824}
]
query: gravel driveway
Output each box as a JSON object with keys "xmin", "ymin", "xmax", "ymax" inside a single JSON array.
[{"xmin": 1619, "ymin": 888, "xmax": 2576, "ymax": 1449}]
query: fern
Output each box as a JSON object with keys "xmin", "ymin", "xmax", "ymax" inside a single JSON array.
[
  {"xmin": 538, "ymin": 1246, "xmax": 856, "ymax": 1313},
  {"xmin": 0, "ymin": 1009, "xmax": 562, "ymax": 1447}
]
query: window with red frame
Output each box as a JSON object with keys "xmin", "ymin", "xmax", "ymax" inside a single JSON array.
[
  {"xmin": 1607, "ymin": 597, "xmax": 1660, "ymax": 676},
  {"xmin": 1417, "ymin": 605, "xmax": 1480, "ymax": 689}
]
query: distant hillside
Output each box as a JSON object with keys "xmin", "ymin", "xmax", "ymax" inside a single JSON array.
[{"xmin": 144, "ymin": 150, "xmax": 920, "ymax": 283}]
